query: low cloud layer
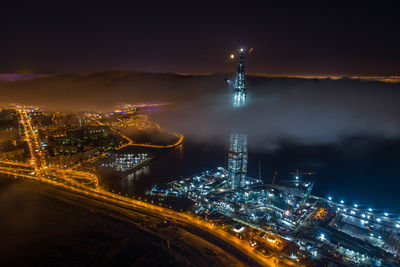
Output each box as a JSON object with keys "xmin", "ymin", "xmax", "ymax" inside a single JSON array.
[
  {"xmin": 1, "ymin": 71, "xmax": 400, "ymax": 150},
  {"xmin": 159, "ymin": 77, "xmax": 400, "ymax": 150}
]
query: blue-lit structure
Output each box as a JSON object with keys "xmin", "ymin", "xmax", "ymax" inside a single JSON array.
[
  {"xmin": 227, "ymin": 50, "xmax": 248, "ymax": 190},
  {"xmin": 233, "ymin": 51, "xmax": 247, "ymax": 108},
  {"xmin": 227, "ymin": 133, "xmax": 247, "ymax": 189},
  {"xmin": 148, "ymin": 49, "xmax": 400, "ymax": 266}
]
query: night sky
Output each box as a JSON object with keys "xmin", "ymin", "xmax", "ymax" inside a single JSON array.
[{"xmin": 1, "ymin": 1, "xmax": 400, "ymax": 75}]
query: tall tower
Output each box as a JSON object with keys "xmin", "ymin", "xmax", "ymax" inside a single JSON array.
[
  {"xmin": 233, "ymin": 51, "xmax": 247, "ymax": 107},
  {"xmin": 227, "ymin": 49, "xmax": 248, "ymax": 190}
]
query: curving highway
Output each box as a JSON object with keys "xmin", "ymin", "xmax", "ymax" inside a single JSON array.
[{"xmin": 0, "ymin": 107, "xmax": 297, "ymax": 267}]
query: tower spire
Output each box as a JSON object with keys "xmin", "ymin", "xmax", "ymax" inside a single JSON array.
[{"xmin": 233, "ymin": 50, "xmax": 247, "ymax": 107}]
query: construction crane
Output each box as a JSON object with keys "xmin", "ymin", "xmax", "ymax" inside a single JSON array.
[
  {"xmin": 266, "ymin": 171, "xmax": 278, "ymax": 205},
  {"xmin": 271, "ymin": 171, "xmax": 278, "ymax": 185},
  {"xmin": 286, "ymin": 190, "xmax": 292, "ymax": 216}
]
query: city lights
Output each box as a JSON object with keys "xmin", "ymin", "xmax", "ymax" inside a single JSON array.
[{"xmin": 0, "ymin": 44, "xmax": 398, "ymax": 267}]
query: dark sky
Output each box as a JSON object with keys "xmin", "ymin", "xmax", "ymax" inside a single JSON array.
[{"xmin": 1, "ymin": 1, "xmax": 400, "ymax": 75}]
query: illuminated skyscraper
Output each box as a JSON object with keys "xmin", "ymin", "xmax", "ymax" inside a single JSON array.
[
  {"xmin": 227, "ymin": 50, "xmax": 248, "ymax": 190},
  {"xmin": 233, "ymin": 51, "xmax": 247, "ymax": 107}
]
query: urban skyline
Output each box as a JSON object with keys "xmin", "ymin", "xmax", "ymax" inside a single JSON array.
[{"xmin": 1, "ymin": 1, "xmax": 400, "ymax": 266}]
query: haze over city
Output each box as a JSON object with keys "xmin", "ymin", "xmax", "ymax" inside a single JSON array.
[{"xmin": 1, "ymin": 1, "xmax": 400, "ymax": 266}]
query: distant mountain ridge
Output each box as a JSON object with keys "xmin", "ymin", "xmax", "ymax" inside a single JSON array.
[
  {"xmin": 0, "ymin": 73, "xmax": 49, "ymax": 82},
  {"xmin": 0, "ymin": 70, "xmax": 399, "ymax": 153}
]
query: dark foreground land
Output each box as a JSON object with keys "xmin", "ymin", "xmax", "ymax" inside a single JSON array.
[{"xmin": 0, "ymin": 177, "xmax": 243, "ymax": 267}]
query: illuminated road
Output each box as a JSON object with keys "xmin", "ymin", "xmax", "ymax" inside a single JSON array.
[
  {"xmin": 0, "ymin": 168, "xmax": 294, "ymax": 266},
  {"xmin": 98, "ymin": 115, "xmax": 184, "ymax": 149},
  {"xmin": 17, "ymin": 107, "xmax": 48, "ymax": 170},
  {"xmin": 0, "ymin": 107, "xmax": 296, "ymax": 267}
]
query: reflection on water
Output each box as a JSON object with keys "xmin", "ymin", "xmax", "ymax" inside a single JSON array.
[
  {"xmin": 121, "ymin": 166, "xmax": 150, "ymax": 193},
  {"xmin": 125, "ymin": 166, "xmax": 150, "ymax": 183},
  {"xmin": 102, "ymin": 138, "xmax": 400, "ymax": 210},
  {"xmin": 102, "ymin": 141, "xmax": 223, "ymax": 196}
]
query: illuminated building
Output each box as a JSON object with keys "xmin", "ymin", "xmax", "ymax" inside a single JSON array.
[
  {"xmin": 98, "ymin": 152, "xmax": 148, "ymax": 172},
  {"xmin": 227, "ymin": 133, "xmax": 247, "ymax": 189},
  {"xmin": 233, "ymin": 50, "xmax": 247, "ymax": 108},
  {"xmin": 112, "ymin": 153, "xmax": 148, "ymax": 172},
  {"xmin": 227, "ymin": 50, "xmax": 248, "ymax": 190}
]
